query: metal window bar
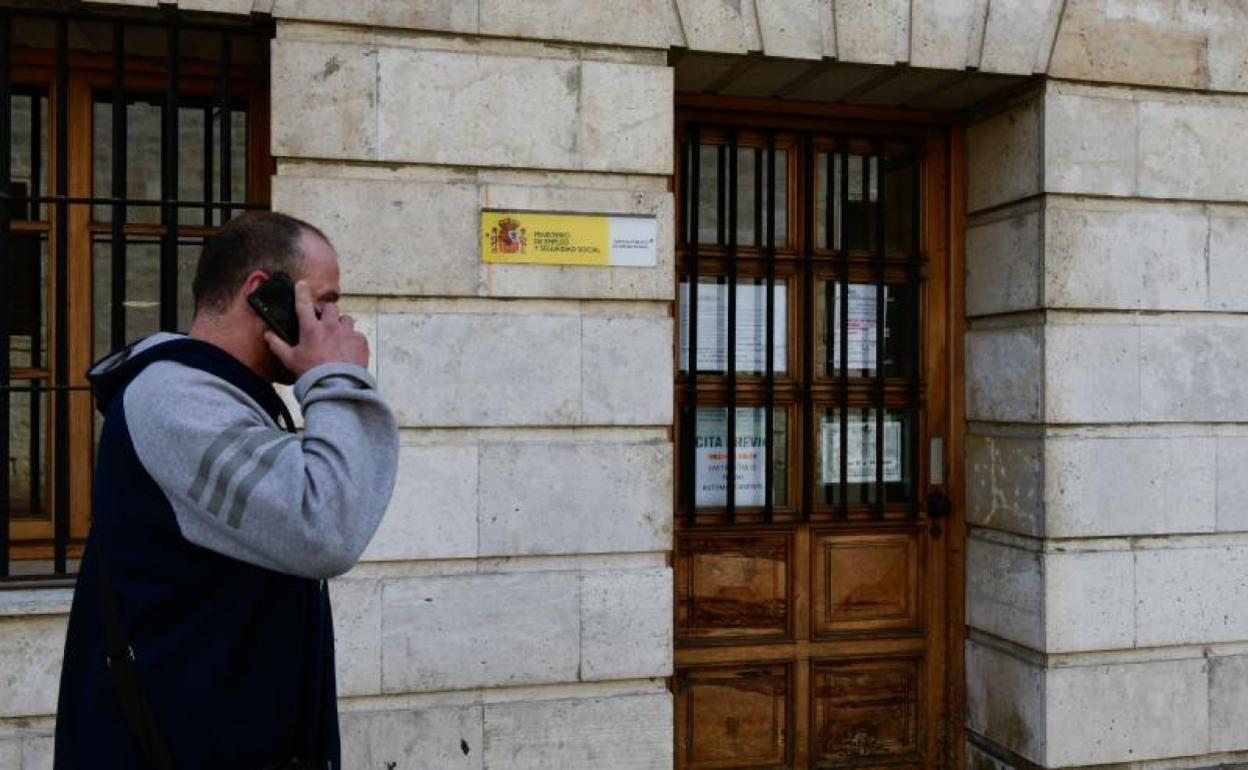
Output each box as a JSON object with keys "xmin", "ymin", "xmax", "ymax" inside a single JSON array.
[
  {"xmin": 873, "ymin": 144, "xmax": 886, "ymax": 519},
  {"xmin": 111, "ymin": 22, "xmax": 127, "ymax": 353},
  {"xmin": 684, "ymin": 126, "xmax": 700, "ymax": 525},
  {"xmin": 202, "ymin": 102, "xmax": 212, "ymax": 227},
  {"xmin": 763, "ymin": 131, "xmax": 776, "ymax": 522},
  {"xmin": 837, "ymin": 141, "xmax": 850, "ymax": 516},
  {"xmin": 28, "ymin": 85, "xmax": 43, "ymax": 542},
  {"xmin": 800, "ymin": 136, "xmax": 814, "ymax": 522},
  {"xmin": 53, "ymin": 14, "xmax": 69, "ymax": 574},
  {"xmin": 0, "ymin": 12, "xmax": 11, "ymax": 578},
  {"xmin": 16, "ymin": 194, "xmax": 262, "ymax": 209},
  {"xmin": 219, "ymin": 33, "xmax": 231, "ymax": 224},
  {"xmin": 725, "ymin": 131, "xmax": 737, "ymax": 522},
  {"xmin": 1, "ymin": 9, "xmax": 269, "ymax": 580},
  {"xmin": 909, "ymin": 143, "xmax": 922, "ymax": 516},
  {"xmin": 160, "ymin": 15, "xmax": 180, "ymax": 331}
]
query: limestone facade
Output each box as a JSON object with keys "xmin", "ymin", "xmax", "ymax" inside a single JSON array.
[{"xmin": 4, "ymin": 1, "xmax": 1248, "ymax": 768}]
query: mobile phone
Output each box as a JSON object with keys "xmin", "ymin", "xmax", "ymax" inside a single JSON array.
[{"xmin": 247, "ymin": 271, "xmax": 299, "ymax": 346}]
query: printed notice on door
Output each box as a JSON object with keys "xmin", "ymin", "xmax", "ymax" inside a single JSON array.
[
  {"xmin": 481, "ymin": 209, "xmax": 658, "ymax": 267},
  {"xmin": 678, "ymin": 281, "xmax": 787, "ymax": 373},
  {"xmin": 695, "ymin": 408, "xmax": 769, "ymax": 507},
  {"xmin": 832, "ymin": 284, "xmax": 884, "ymax": 371},
  {"xmin": 819, "ymin": 413, "xmax": 903, "ymax": 484}
]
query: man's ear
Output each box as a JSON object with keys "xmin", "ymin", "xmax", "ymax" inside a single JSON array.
[{"xmin": 239, "ymin": 269, "xmax": 271, "ymax": 299}]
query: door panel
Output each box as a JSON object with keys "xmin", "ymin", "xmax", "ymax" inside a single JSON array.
[
  {"xmin": 673, "ymin": 107, "xmax": 954, "ymax": 768},
  {"xmin": 677, "ymin": 665, "xmax": 792, "ymax": 769},
  {"xmin": 813, "ymin": 529, "xmax": 922, "ymax": 636},
  {"xmin": 812, "ymin": 657, "xmax": 922, "ymax": 765},
  {"xmin": 677, "ymin": 532, "xmax": 793, "ymax": 643}
]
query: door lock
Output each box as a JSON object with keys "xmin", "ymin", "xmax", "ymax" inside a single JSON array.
[{"xmin": 926, "ymin": 491, "xmax": 953, "ymax": 519}]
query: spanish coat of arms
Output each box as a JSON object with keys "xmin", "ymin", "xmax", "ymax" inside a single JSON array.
[{"xmin": 488, "ymin": 217, "xmax": 526, "ymax": 254}]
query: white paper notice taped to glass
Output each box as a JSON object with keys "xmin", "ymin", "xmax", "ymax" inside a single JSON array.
[
  {"xmin": 833, "ymin": 284, "xmax": 883, "ymax": 370},
  {"xmin": 678, "ymin": 281, "xmax": 787, "ymax": 373},
  {"xmin": 820, "ymin": 414, "xmax": 903, "ymax": 484},
  {"xmin": 694, "ymin": 408, "xmax": 768, "ymax": 507}
]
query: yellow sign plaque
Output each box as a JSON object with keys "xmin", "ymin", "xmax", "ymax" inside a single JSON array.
[{"xmin": 481, "ymin": 209, "xmax": 657, "ymax": 267}]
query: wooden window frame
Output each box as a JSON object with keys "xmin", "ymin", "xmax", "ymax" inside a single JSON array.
[{"xmin": 6, "ymin": 36, "xmax": 270, "ymax": 565}]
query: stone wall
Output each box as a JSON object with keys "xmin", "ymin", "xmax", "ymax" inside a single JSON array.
[
  {"xmin": 965, "ymin": 80, "xmax": 1248, "ymax": 767},
  {"xmin": 265, "ymin": 15, "xmax": 677, "ymax": 770}
]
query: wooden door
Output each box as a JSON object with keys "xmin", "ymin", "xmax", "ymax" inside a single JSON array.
[{"xmin": 672, "ymin": 101, "xmax": 961, "ymax": 769}]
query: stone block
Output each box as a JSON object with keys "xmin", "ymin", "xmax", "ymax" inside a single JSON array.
[
  {"xmin": 966, "ymin": 740, "xmax": 1017, "ymax": 770},
  {"xmin": 1140, "ymin": 324, "xmax": 1248, "ymax": 422},
  {"xmin": 478, "ymin": 441, "xmax": 671, "ymax": 557},
  {"xmin": 271, "ymin": 0, "xmax": 479, "ymax": 34},
  {"xmin": 910, "ymin": 0, "xmax": 981, "ymax": 71},
  {"xmin": 965, "ymin": 538, "xmax": 1042, "ymax": 650},
  {"xmin": 1045, "ymin": 435, "xmax": 1215, "ymax": 537},
  {"xmin": 478, "ymin": 0, "xmax": 678, "ymax": 49},
  {"xmin": 965, "ymin": 203, "xmax": 1042, "ymax": 317},
  {"xmin": 364, "ymin": 443, "xmax": 479, "ymax": 561},
  {"xmin": 1046, "ymin": 658, "xmax": 1208, "ymax": 766},
  {"xmin": 754, "ymin": 0, "xmax": 823, "ymax": 60},
  {"xmin": 965, "ymin": 434, "xmax": 1044, "ymax": 537},
  {"xmin": 966, "ymin": 96, "xmax": 1041, "ymax": 213},
  {"xmin": 273, "ymin": 175, "xmax": 480, "ymax": 297},
  {"xmin": 1217, "ymin": 437, "xmax": 1248, "ymax": 532},
  {"xmin": 340, "ymin": 705, "xmax": 484, "ymax": 769},
  {"xmin": 965, "ymin": 325, "xmax": 1043, "ymax": 423},
  {"xmin": 580, "ymin": 569, "xmax": 673, "ymax": 681},
  {"xmin": 1139, "ymin": 98, "xmax": 1248, "ymax": 202},
  {"xmin": 178, "ymin": 0, "xmax": 253, "ymax": 13},
  {"xmin": 1211, "ymin": 654, "xmax": 1248, "ymax": 752},
  {"xmin": 483, "ymin": 692, "xmax": 673, "ymax": 769},
  {"xmin": 19, "ymin": 734, "xmax": 52, "ymax": 770},
  {"xmin": 577, "ymin": 61, "xmax": 674, "ymax": 175},
  {"xmin": 1210, "ymin": 210, "xmax": 1248, "ymax": 312},
  {"xmin": 1043, "ymin": 550, "xmax": 1134, "ymax": 653},
  {"xmin": 965, "ymin": 639, "xmax": 1045, "ymax": 763},
  {"xmin": 1044, "ymin": 322, "xmax": 1139, "ymax": 423},
  {"xmin": 1136, "ymin": 545, "xmax": 1248, "ymax": 646},
  {"xmin": 271, "ymin": 40, "xmax": 378, "ymax": 161},
  {"xmin": 582, "ymin": 316, "xmax": 673, "ymax": 426},
  {"xmin": 1044, "ymin": 88, "xmax": 1137, "ymax": 197},
  {"xmin": 1049, "ymin": 0, "xmax": 1209, "ymax": 89},
  {"xmin": 377, "ymin": 312, "xmax": 582, "ymax": 427},
  {"xmin": 673, "ymin": 0, "xmax": 753, "ymax": 54},
  {"xmin": 833, "ymin": 0, "xmax": 908, "ymax": 65},
  {"xmin": 978, "ymin": 0, "xmax": 1062, "ymax": 74},
  {"xmin": 1207, "ymin": 6, "xmax": 1248, "ymax": 92},
  {"xmin": 376, "ymin": 49, "xmax": 671, "ymax": 174},
  {"xmin": 0, "ymin": 616, "xmax": 65, "ymax": 718},
  {"xmin": 0, "ymin": 741, "xmax": 15, "ymax": 770},
  {"xmin": 329, "ymin": 578, "xmax": 382, "ymax": 696},
  {"xmin": 1044, "ymin": 199, "xmax": 1209, "ymax": 311},
  {"xmin": 481, "ymin": 185, "xmax": 674, "ymax": 301},
  {"xmin": 381, "ymin": 572, "xmax": 580, "ymax": 692}
]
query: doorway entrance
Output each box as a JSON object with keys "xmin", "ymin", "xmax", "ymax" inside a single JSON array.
[{"xmin": 672, "ymin": 99, "xmax": 962, "ymax": 768}]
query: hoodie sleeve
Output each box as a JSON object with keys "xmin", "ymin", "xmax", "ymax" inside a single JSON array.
[{"xmin": 124, "ymin": 360, "xmax": 399, "ymax": 579}]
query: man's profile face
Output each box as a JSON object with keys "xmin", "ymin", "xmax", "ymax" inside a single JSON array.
[
  {"xmin": 268, "ymin": 232, "xmax": 341, "ymax": 385},
  {"xmin": 300, "ymin": 233, "xmax": 342, "ymax": 315}
]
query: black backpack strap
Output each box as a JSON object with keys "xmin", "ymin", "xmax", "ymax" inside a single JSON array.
[{"xmin": 95, "ymin": 551, "xmax": 177, "ymax": 770}]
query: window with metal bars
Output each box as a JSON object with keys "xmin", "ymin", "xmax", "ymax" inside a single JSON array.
[
  {"xmin": 676, "ymin": 124, "xmax": 924, "ymax": 525},
  {"xmin": 1, "ymin": 6, "xmax": 272, "ymax": 580}
]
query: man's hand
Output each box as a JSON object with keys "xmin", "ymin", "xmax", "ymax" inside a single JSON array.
[{"xmin": 264, "ymin": 280, "xmax": 369, "ymax": 378}]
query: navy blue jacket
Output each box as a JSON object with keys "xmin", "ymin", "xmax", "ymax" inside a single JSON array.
[{"xmin": 55, "ymin": 337, "xmax": 344, "ymax": 769}]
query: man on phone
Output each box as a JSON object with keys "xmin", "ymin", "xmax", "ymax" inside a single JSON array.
[{"xmin": 54, "ymin": 211, "xmax": 399, "ymax": 769}]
